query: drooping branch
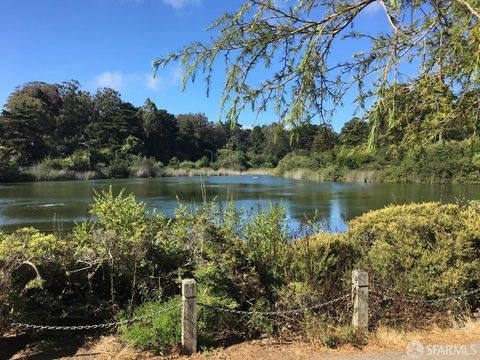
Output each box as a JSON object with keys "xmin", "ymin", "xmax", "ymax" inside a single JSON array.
[
  {"xmin": 153, "ymin": 0, "xmax": 480, "ymax": 137},
  {"xmin": 454, "ymin": 0, "xmax": 480, "ymax": 20}
]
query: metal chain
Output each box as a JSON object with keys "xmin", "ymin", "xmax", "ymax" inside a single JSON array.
[
  {"xmin": 198, "ymin": 293, "xmax": 351, "ymax": 316},
  {"xmin": 371, "ymin": 287, "xmax": 480, "ymax": 305},
  {"xmin": 11, "ymin": 303, "xmax": 181, "ymax": 331}
]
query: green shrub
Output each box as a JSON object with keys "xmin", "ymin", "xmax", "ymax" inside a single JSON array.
[
  {"xmin": 118, "ymin": 297, "xmax": 181, "ymax": 354},
  {"xmin": 128, "ymin": 156, "xmax": 163, "ymax": 177},
  {"xmin": 36, "ymin": 157, "xmax": 64, "ymax": 170},
  {"xmin": 195, "ymin": 155, "xmax": 210, "ymax": 168},
  {"xmin": 63, "ymin": 150, "xmax": 90, "ymax": 171},
  {"xmin": 419, "ymin": 141, "xmax": 473, "ymax": 183},
  {"xmin": 119, "ymin": 288, "xmax": 239, "ymax": 353},
  {"xmin": 105, "ymin": 158, "xmax": 130, "ymax": 178},
  {"xmin": 336, "ymin": 148, "xmax": 372, "ymax": 169},
  {"xmin": 284, "ymin": 233, "xmax": 359, "ymax": 301},
  {"xmin": 0, "ymin": 228, "xmax": 75, "ymax": 328},
  {"xmin": 276, "ymin": 153, "xmax": 319, "ymax": 173},
  {"xmin": 243, "ymin": 204, "xmax": 289, "ymax": 292},
  {"xmin": 168, "ymin": 157, "xmax": 180, "ymax": 169},
  {"xmin": 248, "ymin": 152, "xmax": 276, "ymax": 168},
  {"xmin": 179, "ymin": 160, "xmax": 196, "ymax": 169},
  {"xmin": 214, "ymin": 149, "xmax": 247, "ymax": 171},
  {"xmin": 349, "ymin": 202, "xmax": 480, "ymax": 298}
]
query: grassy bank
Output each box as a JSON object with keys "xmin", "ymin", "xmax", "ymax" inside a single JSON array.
[
  {"xmin": 274, "ymin": 167, "xmax": 383, "ymax": 183},
  {"xmin": 21, "ymin": 164, "xmax": 480, "ymax": 184},
  {"xmin": 21, "ymin": 165, "xmax": 272, "ymax": 182},
  {"xmin": 17, "ymin": 139, "xmax": 480, "ymax": 184}
]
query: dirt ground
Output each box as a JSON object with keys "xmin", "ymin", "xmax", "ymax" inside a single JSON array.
[{"xmin": 4, "ymin": 321, "xmax": 480, "ymax": 360}]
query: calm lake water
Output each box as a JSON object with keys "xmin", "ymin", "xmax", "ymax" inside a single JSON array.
[{"xmin": 0, "ymin": 176, "xmax": 479, "ymax": 233}]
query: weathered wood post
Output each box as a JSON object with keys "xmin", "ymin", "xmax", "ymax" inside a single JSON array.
[
  {"xmin": 181, "ymin": 278, "xmax": 197, "ymax": 355},
  {"xmin": 352, "ymin": 269, "xmax": 368, "ymax": 329}
]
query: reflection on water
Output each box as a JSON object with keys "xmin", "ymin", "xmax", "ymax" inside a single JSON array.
[{"xmin": 0, "ymin": 176, "xmax": 479, "ymax": 233}]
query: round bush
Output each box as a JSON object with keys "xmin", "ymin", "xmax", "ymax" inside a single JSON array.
[
  {"xmin": 278, "ymin": 233, "xmax": 360, "ymax": 308},
  {"xmin": 349, "ymin": 202, "xmax": 480, "ymax": 297}
]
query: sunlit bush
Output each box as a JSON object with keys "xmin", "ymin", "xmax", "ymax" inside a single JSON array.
[
  {"xmin": 275, "ymin": 153, "xmax": 319, "ymax": 173},
  {"xmin": 128, "ymin": 155, "xmax": 163, "ymax": 177},
  {"xmin": 349, "ymin": 202, "xmax": 480, "ymax": 298}
]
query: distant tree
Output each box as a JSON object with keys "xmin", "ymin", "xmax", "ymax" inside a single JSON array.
[
  {"xmin": 311, "ymin": 124, "xmax": 338, "ymax": 153},
  {"xmin": 249, "ymin": 125, "xmax": 265, "ymax": 154},
  {"xmin": 224, "ymin": 123, "xmax": 250, "ymax": 152},
  {"xmin": 139, "ymin": 98, "xmax": 178, "ymax": 163},
  {"xmin": 87, "ymin": 89, "xmax": 143, "ymax": 158},
  {"xmin": 55, "ymin": 80, "xmax": 94, "ymax": 155},
  {"xmin": 176, "ymin": 113, "xmax": 227, "ymax": 161},
  {"xmin": 2, "ymin": 82, "xmax": 63, "ymax": 161},
  {"xmin": 291, "ymin": 124, "xmax": 319, "ymax": 152},
  {"xmin": 0, "ymin": 110, "xmax": 44, "ymax": 164},
  {"xmin": 339, "ymin": 118, "xmax": 369, "ymax": 146},
  {"xmin": 0, "ymin": 146, "xmax": 19, "ymax": 181},
  {"xmin": 263, "ymin": 123, "xmax": 290, "ymax": 162}
]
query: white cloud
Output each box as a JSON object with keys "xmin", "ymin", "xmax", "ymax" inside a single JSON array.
[
  {"xmin": 161, "ymin": 0, "xmax": 201, "ymax": 9},
  {"xmin": 94, "ymin": 71, "xmax": 124, "ymax": 90},
  {"xmin": 145, "ymin": 66, "xmax": 182, "ymax": 91},
  {"xmin": 145, "ymin": 74, "xmax": 162, "ymax": 90},
  {"xmin": 92, "ymin": 68, "xmax": 181, "ymax": 94}
]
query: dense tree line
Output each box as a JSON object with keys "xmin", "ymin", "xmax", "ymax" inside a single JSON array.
[
  {"xmin": 0, "ymin": 80, "xmax": 356, "ymax": 176},
  {"xmin": 0, "ymin": 81, "xmax": 222, "ymax": 166},
  {"xmin": 0, "ymin": 78, "xmax": 479, "ymax": 183}
]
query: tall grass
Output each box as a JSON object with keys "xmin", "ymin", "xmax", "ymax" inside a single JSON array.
[
  {"xmin": 276, "ymin": 167, "xmax": 383, "ymax": 183},
  {"xmin": 160, "ymin": 167, "xmax": 271, "ymax": 177},
  {"xmin": 27, "ymin": 165, "xmax": 101, "ymax": 181}
]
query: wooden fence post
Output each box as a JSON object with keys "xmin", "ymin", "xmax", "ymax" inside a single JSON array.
[
  {"xmin": 352, "ymin": 269, "xmax": 368, "ymax": 329},
  {"xmin": 182, "ymin": 279, "xmax": 197, "ymax": 355}
]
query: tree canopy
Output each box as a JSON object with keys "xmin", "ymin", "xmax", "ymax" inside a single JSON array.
[
  {"xmin": 153, "ymin": 0, "xmax": 479, "ymax": 144},
  {"xmin": 1, "ymin": 80, "xmax": 480, "ymax": 183}
]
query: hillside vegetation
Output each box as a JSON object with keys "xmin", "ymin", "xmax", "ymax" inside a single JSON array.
[{"xmin": 1, "ymin": 78, "xmax": 479, "ymax": 183}]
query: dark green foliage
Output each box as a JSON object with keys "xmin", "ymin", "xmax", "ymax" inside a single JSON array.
[
  {"xmin": 311, "ymin": 125, "xmax": 338, "ymax": 153},
  {"xmin": 1, "ymin": 79, "xmax": 480, "ymax": 184},
  {"xmin": 214, "ymin": 149, "xmax": 247, "ymax": 171},
  {"xmin": 105, "ymin": 158, "xmax": 130, "ymax": 178},
  {"xmin": 118, "ymin": 298, "xmax": 182, "ymax": 354},
  {"xmin": 276, "ymin": 153, "xmax": 319, "ymax": 173},
  {"xmin": 139, "ymin": 99, "xmax": 178, "ymax": 164},
  {"xmin": 339, "ymin": 118, "xmax": 369, "ymax": 146},
  {"xmin": 0, "ymin": 148, "xmax": 20, "ymax": 181},
  {"xmin": 196, "ymin": 155, "xmax": 210, "ymax": 168}
]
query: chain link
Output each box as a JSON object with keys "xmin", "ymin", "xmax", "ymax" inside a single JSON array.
[
  {"xmin": 12, "ymin": 286, "xmax": 480, "ymax": 331},
  {"xmin": 198, "ymin": 293, "xmax": 351, "ymax": 316},
  {"xmin": 371, "ymin": 287, "xmax": 480, "ymax": 305},
  {"xmin": 11, "ymin": 303, "xmax": 181, "ymax": 331}
]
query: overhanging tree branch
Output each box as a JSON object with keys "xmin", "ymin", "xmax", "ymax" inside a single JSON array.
[{"xmin": 152, "ymin": 0, "xmax": 479, "ymax": 144}]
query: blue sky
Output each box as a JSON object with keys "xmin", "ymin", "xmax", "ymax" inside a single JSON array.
[{"xmin": 0, "ymin": 0, "xmax": 391, "ymax": 131}]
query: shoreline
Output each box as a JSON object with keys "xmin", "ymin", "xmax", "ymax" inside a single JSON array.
[{"xmin": 2, "ymin": 166, "xmax": 480, "ymax": 185}]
